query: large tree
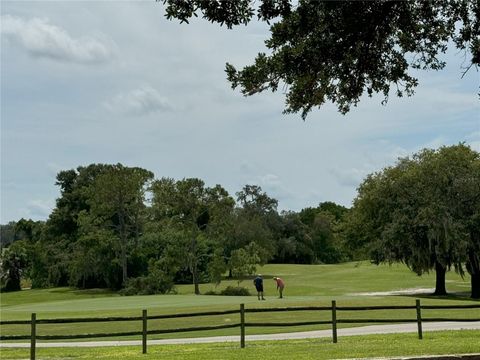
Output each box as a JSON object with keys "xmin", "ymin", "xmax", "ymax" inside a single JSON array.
[
  {"xmin": 349, "ymin": 144, "xmax": 480, "ymax": 298},
  {"xmin": 274, "ymin": 211, "xmax": 313, "ymax": 264},
  {"xmin": 150, "ymin": 178, "xmax": 235, "ymax": 294},
  {"xmin": 299, "ymin": 202, "xmax": 350, "ymax": 263},
  {"xmin": 163, "ymin": 0, "xmax": 479, "ymax": 118},
  {"xmin": 231, "ymin": 185, "xmax": 280, "ymax": 264},
  {"xmin": 86, "ymin": 164, "xmax": 154, "ymax": 287},
  {"xmin": 41, "ymin": 163, "xmax": 154, "ymax": 289},
  {"xmin": 35, "ymin": 164, "xmax": 114, "ymax": 287}
]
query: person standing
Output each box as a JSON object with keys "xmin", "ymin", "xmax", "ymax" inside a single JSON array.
[
  {"xmin": 273, "ymin": 277, "xmax": 285, "ymax": 298},
  {"xmin": 253, "ymin": 274, "xmax": 265, "ymax": 300}
]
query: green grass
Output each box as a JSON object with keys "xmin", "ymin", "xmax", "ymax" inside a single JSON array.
[
  {"xmin": 1, "ymin": 262, "xmax": 478, "ymax": 341},
  {"xmin": 1, "ymin": 262, "xmax": 474, "ymax": 311},
  {"xmin": 1, "ymin": 330, "xmax": 479, "ymax": 359},
  {"xmin": 0, "ymin": 287, "xmax": 117, "ymax": 308}
]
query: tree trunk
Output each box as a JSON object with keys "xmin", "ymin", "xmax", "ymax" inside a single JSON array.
[
  {"xmin": 118, "ymin": 208, "xmax": 128, "ymax": 287},
  {"xmin": 120, "ymin": 227, "xmax": 128, "ymax": 286},
  {"xmin": 471, "ymin": 272, "xmax": 480, "ymax": 299},
  {"xmin": 191, "ymin": 237, "xmax": 200, "ymax": 295},
  {"xmin": 433, "ymin": 261, "xmax": 447, "ymax": 296},
  {"xmin": 193, "ymin": 263, "xmax": 200, "ymax": 295},
  {"xmin": 468, "ymin": 248, "xmax": 480, "ymax": 299},
  {"xmin": 121, "ymin": 243, "xmax": 128, "ymax": 286}
]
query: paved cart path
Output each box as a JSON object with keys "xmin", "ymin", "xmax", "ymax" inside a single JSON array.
[{"xmin": 1, "ymin": 321, "xmax": 479, "ymax": 348}]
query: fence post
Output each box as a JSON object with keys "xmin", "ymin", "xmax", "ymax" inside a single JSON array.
[
  {"xmin": 142, "ymin": 309, "xmax": 147, "ymax": 354},
  {"xmin": 240, "ymin": 303, "xmax": 245, "ymax": 348},
  {"xmin": 416, "ymin": 299, "xmax": 423, "ymax": 340},
  {"xmin": 331, "ymin": 300, "xmax": 337, "ymax": 343},
  {"xmin": 30, "ymin": 313, "xmax": 36, "ymax": 360}
]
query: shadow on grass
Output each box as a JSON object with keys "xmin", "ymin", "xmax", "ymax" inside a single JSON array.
[
  {"xmin": 71, "ymin": 288, "xmax": 117, "ymax": 296},
  {"xmin": 404, "ymin": 291, "xmax": 475, "ymax": 302},
  {"xmin": 47, "ymin": 287, "xmax": 116, "ymax": 296}
]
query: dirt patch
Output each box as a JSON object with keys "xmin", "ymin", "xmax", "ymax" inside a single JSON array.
[{"xmin": 350, "ymin": 288, "xmax": 435, "ymax": 296}]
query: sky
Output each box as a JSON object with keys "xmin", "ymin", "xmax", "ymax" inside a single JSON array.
[{"xmin": 1, "ymin": 1, "xmax": 479, "ymax": 224}]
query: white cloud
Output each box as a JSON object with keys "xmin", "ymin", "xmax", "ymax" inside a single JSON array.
[
  {"xmin": 46, "ymin": 162, "xmax": 63, "ymax": 177},
  {"xmin": 331, "ymin": 167, "xmax": 369, "ymax": 188},
  {"xmin": 241, "ymin": 170, "xmax": 293, "ymax": 205},
  {"xmin": 330, "ymin": 141, "xmax": 409, "ymax": 189},
  {"xmin": 466, "ymin": 131, "xmax": 480, "ymax": 152},
  {"xmin": 418, "ymin": 136, "xmax": 450, "ymax": 151},
  {"xmin": 260, "ymin": 174, "xmax": 281, "ymax": 186},
  {"xmin": 1, "ymin": 2, "xmax": 477, "ymax": 222},
  {"xmin": 26, "ymin": 199, "xmax": 54, "ymax": 220},
  {"xmin": 466, "ymin": 131, "xmax": 480, "ymax": 140},
  {"xmin": 104, "ymin": 86, "xmax": 173, "ymax": 116},
  {"xmin": 1, "ymin": 14, "xmax": 114, "ymax": 64}
]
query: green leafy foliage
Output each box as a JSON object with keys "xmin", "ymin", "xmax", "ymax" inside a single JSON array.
[
  {"xmin": 0, "ymin": 174, "xmax": 354, "ymax": 295},
  {"xmin": 0, "ymin": 241, "xmax": 28, "ymax": 292},
  {"xmin": 120, "ymin": 260, "xmax": 176, "ymax": 296},
  {"xmin": 163, "ymin": 0, "xmax": 479, "ymax": 118},
  {"xmin": 229, "ymin": 242, "xmax": 262, "ymax": 285},
  {"xmin": 150, "ymin": 178, "xmax": 235, "ymax": 294},
  {"xmin": 219, "ymin": 285, "xmax": 251, "ymax": 296},
  {"xmin": 7, "ymin": 146, "xmax": 478, "ymax": 299},
  {"xmin": 207, "ymin": 249, "xmax": 227, "ymax": 287},
  {"xmin": 347, "ymin": 144, "xmax": 480, "ymax": 298}
]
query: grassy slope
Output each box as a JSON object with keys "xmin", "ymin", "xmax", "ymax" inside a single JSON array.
[{"xmin": 0, "ymin": 262, "xmax": 477, "ymax": 340}]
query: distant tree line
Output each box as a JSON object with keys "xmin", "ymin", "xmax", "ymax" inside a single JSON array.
[
  {"xmin": 0, "ymin": 164, "xmax": 350, "ymax": 294},
  {"xmin": 1, "ymin": 144, "xmax": 478, "ymax": 298}
]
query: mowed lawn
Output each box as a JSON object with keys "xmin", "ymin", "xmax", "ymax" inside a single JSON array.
[
  {"xmin": 1, "ymin": 262, "xmax": 478, "ymax": 341},
  {"xmin": 1, "ymin": 331, "xmax": 480, "ymax": 360}
]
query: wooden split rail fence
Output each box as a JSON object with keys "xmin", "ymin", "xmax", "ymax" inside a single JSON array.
[{"xmin": 1, "ymin": 299, "xmax": 479, "ymax": 360}]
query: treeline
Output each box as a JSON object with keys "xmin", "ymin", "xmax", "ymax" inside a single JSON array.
[
  {"xmin": 2, "ymin": 144, "xmax": 479, "ymax": 298},
  {"xmin": 0, "ymin": 164, "xmax": 352, "ymax": 294}
]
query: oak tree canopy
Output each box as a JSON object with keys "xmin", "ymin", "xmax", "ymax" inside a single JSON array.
[{"xmin": 162, "ymin": 0, "xmax": 479, "ymax": 118}]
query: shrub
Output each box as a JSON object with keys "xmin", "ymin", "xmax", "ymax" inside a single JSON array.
[
  {"xmin": 220, "ymin": 286, "xmax": 251, "ymax": 296},
  {"xmin": 120, "ymin": 268, "xmax": 176, "ymax": 296},
  {"xmin": 0, "ymin": 242, "xmax": 28, "ymax": 292},
  {"xmin": 204, "ymin": 290, "xmax": 218, "ymax": 295}
]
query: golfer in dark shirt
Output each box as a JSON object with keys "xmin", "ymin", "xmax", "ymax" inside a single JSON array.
[{"xmin": 253, "ymin": 274, "xmax": 265, "ymax": 300}]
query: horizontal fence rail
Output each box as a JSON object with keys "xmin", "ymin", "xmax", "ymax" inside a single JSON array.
[
  {"xmin": 147, "ymin": 309, "xmax": 240, "ymax": 320},
  {"xmin": 337, "ymin": 318, "xmax": 418, "ymax": 323},
  {"xmin": 0, "ymin": 316, "xmax": 142, "ymax": 325},
  {"xmin": 245, "ymin": 306, "xmax": 332, "ymax": 312},
  {"xmin": 421, "ymin": 304, "xmax": 480, "ymax": 309},
  {"xmin": 147, "ymin": 323, "xmax": 240, "ymax": 335},
  {"xmin": 336, "ymin": 305, "xmax": 416, "ymax": 310},
  {"xmin": 1, "ymin": 299, "xmax": 479, "ymax": 360},
  {"xmin": 245, "ymin": 320, "xmax": 332, "ymax": 327}
]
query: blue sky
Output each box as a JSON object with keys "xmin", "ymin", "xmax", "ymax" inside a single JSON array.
[{"xmin": 1, "ymin": 1, "xmax": 479, "ymax": 223}]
